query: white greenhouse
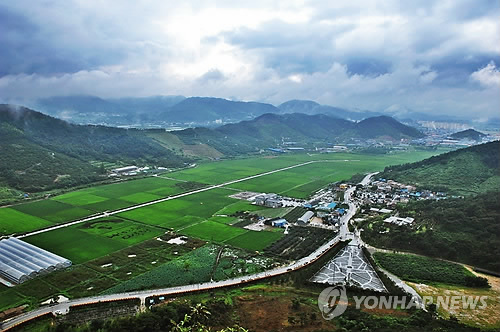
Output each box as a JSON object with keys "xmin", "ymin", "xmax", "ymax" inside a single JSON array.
[{"xmin": 0, "ymin": 237, "xmax": 71, "ymax": 284}]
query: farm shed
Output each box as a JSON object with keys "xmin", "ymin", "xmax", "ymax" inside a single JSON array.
[
  {"xmin": 298, "ymin": 211, "xmax": 314, "ymax": 224},
  {"xmin": 271, "ymin": 219, "xmax": 288, "ymax": 227}
]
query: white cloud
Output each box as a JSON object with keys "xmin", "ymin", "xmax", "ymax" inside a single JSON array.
[{"xmin": 470, "ymin": 62, "xmax": 500, "ymax": 87}]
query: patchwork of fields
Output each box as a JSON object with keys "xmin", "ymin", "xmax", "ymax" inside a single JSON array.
[{"xmin": 0, "ymin": 150, "xmax": 439, "ymax": 311}]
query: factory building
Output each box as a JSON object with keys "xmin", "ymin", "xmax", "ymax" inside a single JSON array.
[
  {"xmin": 111, "ymin": 166, "xmax": 139, "ymax": 174},
  {"xmin": 254, "ymin": 193, "xmax": 282, "ymax": 208}
]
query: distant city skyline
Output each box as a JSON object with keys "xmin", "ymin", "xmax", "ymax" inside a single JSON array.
[{"xmin": 0, "ymin": 1, "xmax": 499, "ymax": 118}]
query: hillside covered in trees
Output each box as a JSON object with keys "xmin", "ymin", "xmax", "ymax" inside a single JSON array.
[
  {"xmin": 380, "ymin": 141, "xmax": 500, "ymax": 195},
  {"xmin": 365, "ymin": 142, "xmax": 500, "ymax": 272},
  {"xmin": 362, "ymin": 191, "xmax": 500, "ymax": 273},
  {"xmin": 0, "ymin": 105, "xmax": 189, "ymax": 195}
]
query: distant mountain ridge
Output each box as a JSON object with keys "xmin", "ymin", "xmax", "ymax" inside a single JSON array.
[
  {"xmin": 155, "ymin": 113, "xmax": 424, "ymax": 158},
  {"xmin": 278, "ymin": 99, "xmax": 381, "ymax": 120},
  {"xmin": 0, "ymin": 104, "xmax": 424, "ymax": 198},
  {"xmin": 158, "ymin": 97, "xmax": 279, "ymax": 123},
  {"xmin": 25, "ymin": 95, "xmax": 493, "ymax": 128},
  {"xmin": 28, "ymin": 95, "xmax": 385, "ymax": 126}
]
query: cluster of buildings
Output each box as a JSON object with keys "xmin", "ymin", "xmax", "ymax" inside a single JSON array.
[
  {"xmin": 109, "ymin": 164, "xmax": 180, "ymax": 177},
  {"xmin": 109, "ymin": 165, "xmax": 143, "ymax": 177},
  {"xmin": 356, "ymin": 178, "xmax": 446, "ymax": 207},
  {"xmin": 249, "ymin": 188, "xmax": 346, "ymax": 231},
  {"xmin": 254, "ymin": 193, "xmax": 283, "ymax": 208},
  {"xmin": 383, "ymin": 216, "xmax": 415, "ymax": 226}
]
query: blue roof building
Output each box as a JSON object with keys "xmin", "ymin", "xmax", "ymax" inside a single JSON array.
[{"xmin": 271, "ymin": 219, "xmax": 288, "ymax": 227}]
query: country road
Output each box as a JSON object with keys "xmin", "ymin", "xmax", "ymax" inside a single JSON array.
[
  {"xmin": 18, "ymin": 159, "xmax": 355, "ymax": 239},
  {"xmin": 1, "ymin": 165, "xmax": 387, "ymax": 331},
  {"xmin": 1, "ymin": 232, "xmax": 342, "ymax": 331}
]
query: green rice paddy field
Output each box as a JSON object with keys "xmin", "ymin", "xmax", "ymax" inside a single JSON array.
[
  {"xmin": 2, "ymin": 151, "xmax": 439, "ymax": 259},
  {"xmin": 0, "ymin": 150, "xmax": 440, "ymax": 310}
]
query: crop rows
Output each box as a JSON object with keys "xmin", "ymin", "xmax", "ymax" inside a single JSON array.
[{"xmin": 264, "ymin": 227, "xmax": 336, "ymax": 260}]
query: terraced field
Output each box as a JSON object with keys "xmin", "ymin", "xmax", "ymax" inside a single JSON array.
[{"xmin": 0, "ymin": 150, "xmax": 440, "ymax": 312}]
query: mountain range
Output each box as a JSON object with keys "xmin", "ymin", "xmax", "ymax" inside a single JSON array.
[
  {"xmin": 0, "ymin": 105, "xmax": 424, "ymax": 197},
  {"xmin": 24, "ymin": 95, "xmax": 471, "ymax": 128},
  {"xmin": 29, "ymin": 95, "xmax": 372, "ymax": 126}
]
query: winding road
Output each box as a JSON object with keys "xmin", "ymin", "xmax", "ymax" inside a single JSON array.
[
  {"xmin": 1, "ymin": 233, "xmax": 342, "ymax": 331},
  {"xmin": 2, "ymin": 169, "xmax": 422, "ymax": 330},
  {"xmin": 2, "ymin": 159, "xmax": 363, "ymax": 330}
]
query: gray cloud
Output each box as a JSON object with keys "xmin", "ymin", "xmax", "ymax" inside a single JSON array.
[{"xmin": 0, "ymin": 1, "xmax": 499, "ymax": 119}]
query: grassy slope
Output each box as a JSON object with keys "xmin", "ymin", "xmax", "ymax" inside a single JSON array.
[
  {"xmin": 373, "ymin": 252, "xmax": 475, "ymax": 286},
  {"xmin": 380, "ymin": 141, "xmax": 500, "ymax": 195}
]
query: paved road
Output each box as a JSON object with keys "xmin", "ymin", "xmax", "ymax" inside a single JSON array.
[
  {"xmin": 18, "ymin": 160, "xmax": 337, "ymax": 239},
  {"xmin": 3, "ymin": 165, "xmax": 401, "ymax": 330},
  {"xmin": 1, "ymin": 234, "xmax": 342, "ymax": 331},
  {"xmin": 360, "ymin": 172, "xmax": 379, "ymax": 186},
  {"xmin": 3, "ymin": 159, "xmax": 368, "ymax": 330},
  {"xmin": 339, "ymin": 186, "xmax": 356, "ymax": 240}
]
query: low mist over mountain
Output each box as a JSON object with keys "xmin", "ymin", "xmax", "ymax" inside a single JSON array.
[
  {"xmin": 0, "ymin": 105, "xmax": 424, "ymax": 194},
  {"xmin": 31, "ymin": 95, "xmax": 186, "ymax": 125},
  {"xmin": 278, "ymin": 100, "xmax": 380, "ymax": 120},
  {"xmin": 25, "ymin": 95, "xmax": 486, "ymax": 128}
]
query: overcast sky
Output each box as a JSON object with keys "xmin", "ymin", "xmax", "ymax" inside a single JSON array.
[{"xmin": 1, "ymin": 1, "xmax": 499, "ymax": 118}]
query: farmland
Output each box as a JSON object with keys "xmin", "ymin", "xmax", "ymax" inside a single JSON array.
[
  {"xmin": 225, "ymin": 231, "xmax": 284, "ymax": 252},
  {"xmin": 0, "ymin": 234, "xmax": 206, "ymax": 311},
  {"xmin": 104, "ymin": 245, "xmax": 219, "ymax": 293},
  {"xmin": 372, "ymin": 252, "xmax": 482, "ymax": 287},
  {"xmin": 24, "ymin": 217, "xmax": 165, "ymax": 264},
  {"xmin": 181, "ymin": 220, "xmax": 247, "ymax": 242},
  {"xmin": 0, "ymin": 150, "xmax": 440, "ymax": 312},
  {"xmin": 1, "ymin": 150, "xmax": 437, "ymax": 237}
]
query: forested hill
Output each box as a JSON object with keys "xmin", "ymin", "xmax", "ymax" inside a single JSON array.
[
  {"xmin": 215, "ymin": 113, "xmax": 424, "ymax": 142},
  {"xmin": 149, "ymin": 113, "xmax": 425, "ymax": 157},
  {"xmin": 380, "ymin": 141, "xmax": 500, "ymax": 195},
  {"xmin": 449, "ymin": 128, "xmax": 486, "ymax": 141},
  {"xmin": 363, "ymin": 191, "xmax": 500, "ymax": 272},
  {"xmin": 0, "ymin": 105, "xmax": 424, "ymax": 196},
  {"xmin": 0, "ymin": 105, "xmax": 188, "ymax": 193},
  {"xmin": 367, "ymin": 140, "xmax": 500, "ymax": 272}
]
